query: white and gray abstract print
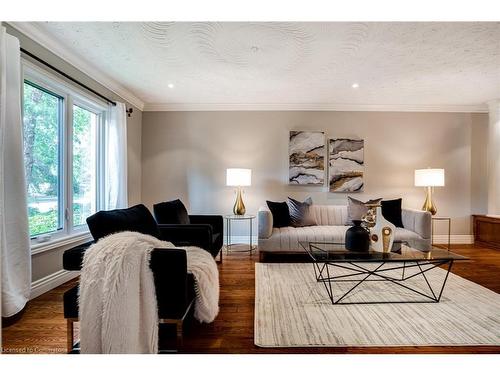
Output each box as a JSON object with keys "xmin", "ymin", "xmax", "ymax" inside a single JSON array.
[
  {"xmin": 329, "ymin": 138, "xmax": 364, "ymax": 192},
  {"xmin": 289, "ymin": 131, "xmax": 325, "ymax": 185}
]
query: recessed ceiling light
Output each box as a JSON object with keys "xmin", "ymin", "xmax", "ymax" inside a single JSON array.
[
  {"xmin": 352, "ymin": 83, "xmax": 359, "ymax": 89},
  {"xmin": 167, "ymin": 83, "xmax": 175, "ymax": 89}
]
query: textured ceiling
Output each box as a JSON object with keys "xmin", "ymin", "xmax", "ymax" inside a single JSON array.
[{"xmin": 27, "ymin": 22, "xmax": 500, "ymax": 109}]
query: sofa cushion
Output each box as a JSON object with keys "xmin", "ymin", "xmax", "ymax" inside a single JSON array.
[
  {"xmin": 382, "ymin": 198, "xmax": 404, "ymax": 228},
  {"xmin": 153, "ymin": 199, "xmax": 190, "ymax": 225},
  {"xmin": 266, "ymin": 200, "xmax": 291, "ymax": 228},
  {"xmin": 86, "ymin": 204, "xmax": 160, "ymax": 241},
  {"xmin": 346, "ymin": 196, "xmax": 382, "ymax": 225},
  {"xmin": 310, "ymin": 205, "xmax": 348, "ymax": 226},
  {"xmin": 287, "ymin": 197, "xmax": 317, "ymax": 227},
  {"xmin": 259, "ymin": 225, "xmax": 349, "ymax": 252}
]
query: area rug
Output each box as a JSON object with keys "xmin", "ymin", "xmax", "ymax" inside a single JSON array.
[{"xmin": 254, "ymin": 263, "xmax": 500, "ymax": 347}]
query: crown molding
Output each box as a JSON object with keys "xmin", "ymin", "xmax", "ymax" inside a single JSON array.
[
  {"xmin": 8, "ymin": 22, "xmax": 145, "ymax": 111},
  {"xmin": 143, "ymin": 102, "xmax": 489, "ymax": 113}
]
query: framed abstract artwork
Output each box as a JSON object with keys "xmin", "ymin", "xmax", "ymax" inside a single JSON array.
[
  {"xmin": 328, "ymin": 138, "xmax": 364, "ymax": 192},
  {"xmin": 289, "ymin": 131, "xmax": 325, "ymax": 185}
]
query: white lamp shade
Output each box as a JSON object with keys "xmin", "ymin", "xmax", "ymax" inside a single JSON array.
[
  {"xmin": 414, "ymin": 168, "xmax": 445, "ymax": 187},
  {"xmin": 226, "ymin": 168, "xmax": 251, "ymax": 186}
]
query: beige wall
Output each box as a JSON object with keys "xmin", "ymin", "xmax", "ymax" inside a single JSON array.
[
  {"xmin": 142, "ymin": 111, "xmax": 488, "ymax": 237},
  {"xmin": 471, "ymin": 113, "xmax": 489, "ymax": 215},
  {"xmin": 6, "ymin": 24, "xmax": 143, "ymax": 282}
]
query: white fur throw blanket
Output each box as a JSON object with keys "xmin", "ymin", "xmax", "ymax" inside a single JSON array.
[{"xmin": 79, "ymin": 231, "xmax": 219, "ymax": 354}]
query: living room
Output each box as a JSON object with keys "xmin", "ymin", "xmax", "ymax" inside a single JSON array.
[{"xmin": 1, "ymin": 1, "xmax": 499, "ymax": 373}]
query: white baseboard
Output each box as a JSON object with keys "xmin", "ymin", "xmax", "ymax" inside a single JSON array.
[
  {"xmin": 432, "ymin": 234, "xmax": 474, "ymax": 245},
  {"xmin": 30, "ymin": 269, "xmax": 80, "ymax": 300}
]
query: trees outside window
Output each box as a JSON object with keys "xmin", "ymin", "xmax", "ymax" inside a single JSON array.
[{"xmin": 23, "ymin": 82, "xmax": 62, "ymax": 236}]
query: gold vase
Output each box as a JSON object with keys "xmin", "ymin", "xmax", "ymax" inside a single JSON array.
[
  {"xmin": 422, "ymin": 186, "xmax": 437, "ymax": 215},
  {"xmin": 233, "ymin": 187, "xmax": 246, "ymax": 215}
]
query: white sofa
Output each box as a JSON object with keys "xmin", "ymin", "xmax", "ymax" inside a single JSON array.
[{"xmin": 258, "ymin": 204, "xmax": 432, "ymax": 259}]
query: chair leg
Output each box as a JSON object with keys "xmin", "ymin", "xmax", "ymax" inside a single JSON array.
[
  {"xmin": 215, "ymin": 248, "xmax": 223, "ymax": 264},
  {"xmin": 176, "ymin": 321, "xmax": 183, "ymax": 349},
  {"xmin": 67, "ymin": 319, "xmax": 74, "ymax": 353}
]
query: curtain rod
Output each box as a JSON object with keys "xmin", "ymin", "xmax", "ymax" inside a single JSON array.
[{"xmin": 20, "ymin": 48, "xmax": 117, "ymax": 106}]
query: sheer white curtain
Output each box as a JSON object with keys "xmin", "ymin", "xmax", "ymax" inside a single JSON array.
[
  {"xmin": 0, "ymin": 26, "xmax": 31, "ymax": 317},
  {"xmin": 105, "ymin": 102, "xmax": 128, "ymax": 210}
]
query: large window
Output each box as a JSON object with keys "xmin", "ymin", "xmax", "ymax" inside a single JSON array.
[{"xmin": 22, "ymin": 63, "xmax": 107, "ymax": 242}]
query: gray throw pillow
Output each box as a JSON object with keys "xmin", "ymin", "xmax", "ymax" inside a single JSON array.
[
  {"xmin": 345, "ymin": 196, "xmax": 382, "ymax": 226},
  {"xmin": 287, "ymin": 197, "xmax": 317, "ymax": 227}
]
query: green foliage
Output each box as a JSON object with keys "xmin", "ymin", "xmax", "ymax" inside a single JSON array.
[
  {"xmin": 27, "ymin": 207, "xmax": 59, "ymax": 236},
  {"xmin": 27, "ymin": 205, "xmax": 88, "ymax": 237}
]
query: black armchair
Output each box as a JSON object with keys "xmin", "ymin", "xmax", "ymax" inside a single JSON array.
[
  {"xmin": 62, "ymin": 204, "xmax": 202, "ymax": 353},
  {"xmin": 153, "ymin": 199, "xmax": 223, "ymax": 261}
]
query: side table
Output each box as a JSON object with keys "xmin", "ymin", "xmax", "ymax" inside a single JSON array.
[
  {"xmin": 432, "ymin": 216, "xmax": 451, "ymax": 251},
  {"xmin": 225, "ymin": 214, "xmax": 256, "ymax": 254}
]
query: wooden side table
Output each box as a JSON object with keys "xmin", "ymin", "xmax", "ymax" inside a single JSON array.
[
  {"xmin": 432, "ymin": 216, "xmax": 451, "ymax": 250},
  {"xmin": 225, "ymin": 214, "xmax": 257, "ymax": 254}
]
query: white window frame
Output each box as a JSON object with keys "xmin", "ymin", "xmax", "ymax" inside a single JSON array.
[{"xmin": 22, "ymin": 59, "xmax": 108, "ymax": 250}]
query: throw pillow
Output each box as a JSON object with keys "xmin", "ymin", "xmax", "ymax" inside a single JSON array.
[
  {"xmin": 381, "ymin": 198, "xmax": 404, "ymax": 228},
  {"xmin": 86, "ymin": 204, "xmax": 161, "ymax": 241},
  {"xmin": 287, "ymin": 197, "xmax": 317, "ymax": 227},
  {"xmin": 266, "ymin": 200, "xmax": 291, "ymax": 228},
  {"xmin": 153, "ymin": 199, "xmax": 191, "ymax": 225},
  {"xmin": 345, "ymin": 196, "xmax": 382, "ymax": 226}
]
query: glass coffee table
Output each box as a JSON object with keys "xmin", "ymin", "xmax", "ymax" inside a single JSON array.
[{"xmin": 299, "ymin": 241, "xmax": 468, "ymax": 305}]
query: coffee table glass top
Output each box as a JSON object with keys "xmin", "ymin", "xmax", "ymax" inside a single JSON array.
[{"xmin": 300, "ymin": 241, "xmax": 468, "ymax": 262}]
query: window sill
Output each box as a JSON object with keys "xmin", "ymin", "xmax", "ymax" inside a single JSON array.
[{"xmin": 31, "ymin": 232, "xmax": 93, "ymax": 255}]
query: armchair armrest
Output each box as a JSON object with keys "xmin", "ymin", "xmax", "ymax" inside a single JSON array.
[
  {"xmin": 62, "ymin": 241, "xmax": 94, "ymax": 271},
  {"xmin": 402, "ymin": 208, "xmax": 431, "ymax": 240},
  {"xmin": 258, "ymin": 206, "xmax": 273, "ymax": 239},
  {"xmin": 157, "ymin": 223, "xmax": 213, "ymax": 250},
  {"xmin": 150, "ymin": 248, "xmax": 192, "ymax": 319},
  {"xmin": 189, "ymin": 214, "xmax": 223, "ymax": 234}
]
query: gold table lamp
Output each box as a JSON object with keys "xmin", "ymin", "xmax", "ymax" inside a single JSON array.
[
  {"xmin": 414, "ymin": 168, "xmax": 445, "ymax": 215},
  {"xmin": 226, "ymin": 168, "xmax": 251, "ymax": 215}
]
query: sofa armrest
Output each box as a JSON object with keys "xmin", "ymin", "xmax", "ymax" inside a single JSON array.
[
  {"xmin": 402, "ymin": 208, "xmax": 431, "ymax": 240},
  {"xmin": 150, "ymin": 248, "xmax": 193, "ymax": 319},
  {"xmin": 258, "ymin": 206, "xmax": 273, "ymax": 239},
  {"xmin": 189, "ymin": 214, "xmax": 223, "ymax": 234},
  {"xmin": 157, "ymin": 224, "xmax": 213, "ymax": 250}
]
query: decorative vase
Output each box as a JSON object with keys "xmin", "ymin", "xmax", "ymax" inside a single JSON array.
[
  {"xmin": 345, "ymin": 220, "xmax": 370, "ymax": 252},
  {"xmin": 370, "ymin": 205, "xmax": 396, "ymax": 253},
  {"xmin": 233, "ymin": 187, "xmax": 246, "ymax": 215}
]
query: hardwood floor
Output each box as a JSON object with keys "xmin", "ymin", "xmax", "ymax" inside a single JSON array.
[{"xmin": 2, "ymin": 244, "xmax": 500, "ymax": 354}]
